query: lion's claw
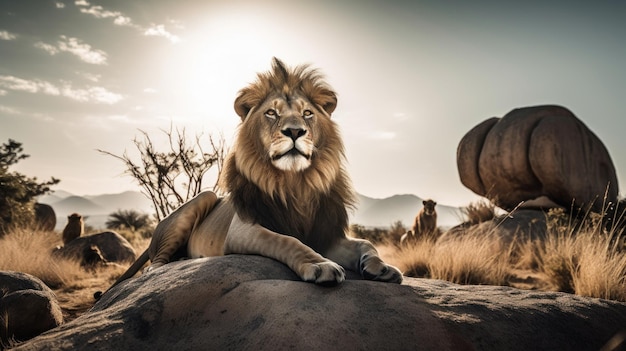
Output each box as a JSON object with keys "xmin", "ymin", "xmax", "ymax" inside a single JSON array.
[
  {"xmin": 302, "ymin": 261, "xmax": 346, "ymax": 286},
  {"xmin": 361, "ymin": 255, "xmax": 403, "ymax": 284}
]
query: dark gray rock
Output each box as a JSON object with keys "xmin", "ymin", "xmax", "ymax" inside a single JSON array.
[
  {"xmin": 33, "ymin": 203, "xmax": 56, "ymax": 232},
  {"xmin": 53, "ymin": 231, "xmax": 136, "ymax": 265},
  {"xmin": 14, "ymin": 255, "xmax": 626, "ymax": 351},
  {"xmin": 0, "ymin": 271, "xmax": 63, "ymax": 347}
]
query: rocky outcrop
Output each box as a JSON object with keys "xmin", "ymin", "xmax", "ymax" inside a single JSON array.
[
  {"xmin": 53, "ymin": 231, "xmax": 136, "ymax": 265},
  {"xmin": 457, "ymin": 105, "xmax": 618, "ymax": 213},
  {"xmin": 441, "ymin": 209, "xmax": 548, "ymax": 245},
  {"xmin": 15, "ymin": 255, "xmax": 626, "ymax": 351},
  {"xmin": 0, "ymin": 271, "xmax": 63, "ymax": 347}
]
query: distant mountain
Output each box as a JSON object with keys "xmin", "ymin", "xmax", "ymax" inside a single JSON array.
[
  {"xmin": 351, "ymin": 194, "xmax": 464, "ymax": 229},
  {"xmin": 38, "ymin": 190, "xmax": 154, "ymax": 231},
  {"xmin": 39, "ymin": 190, "xmax": 464, "ymax": 231},
  {"xmin": 52, "ymin": 196, "xmax": 106, "ymax": 217},
  {"xmin": 85, "ymin": 191, "xmax": 154, "ymax": 214}
]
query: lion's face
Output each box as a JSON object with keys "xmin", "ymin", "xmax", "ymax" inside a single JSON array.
[
  {"xmin": 251, "ymin": 91, "xmax": 324, "ymax": 172},
  {"xmin": 222, "ymin": 58, "xmax": 352, "ymax": 205},
  {"xmin": 422, "ymin": 200, "xmax": 437, "ymax": 215}
]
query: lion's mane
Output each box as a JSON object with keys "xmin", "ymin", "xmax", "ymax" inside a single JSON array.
[{"xmin": 220, "ymin": 58, "xmax": 355, "ymax": 253}]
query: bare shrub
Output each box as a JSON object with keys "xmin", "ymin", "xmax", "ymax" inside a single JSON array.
[{"xmin": 99, "ymin": 127, "xmax": 227, "ymax": 221}]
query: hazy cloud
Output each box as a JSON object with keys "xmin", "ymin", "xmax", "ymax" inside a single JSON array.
[
  {"xmin": 58, "ymin": 36, "xmax": 107, "ymax": 64},
  {"xmin": 0, "ymin": 30, "xmax": 17, "ymax": 40},
  {"xmin": 114, "ymin": 16, "xmax": 133, "ymax": 26},
  {"xmin": 34, "ymin": 42, "xmax": 60, "ymax": 55},
  {"xmin": 0, "ymin": 75, "xmax": 60, "ymax": 95},
  {"xmin": 77, "ymin": 71, "xmax": 101, "ymax": 83},
  {"xmin": 36, "ymin": 36, "xmax": 107, "ymax": 65},
  {"xmin": 0, "ymin": 89, "xmax": 7, "ymax": 96},
  {"xmin": 144, "ymin": 24, "xmax": 180, "ymax": 43},
  {"xmin": 73, "ymin": 0, "xmax": 182, "ymax": 43},
  {"xmin": 55, "ymin": 2, "xmax": 66, "ymax": 9},
  {"xmin": 0, "ymin": 105, "xmax": 21, "ymax": 114},
  {"xmin": 0, "ymin": 75, "xmax": 123, "ymax": 104}
]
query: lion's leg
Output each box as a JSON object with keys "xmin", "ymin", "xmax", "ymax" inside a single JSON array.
[
  {"xmin": 148, "ymin": 191, "xmax": 219, "ymax": 270},
  {"xmin": 325, "ymin": 237, "xmax": 403, "ymax": 284},
  {"xmin": 224, "ymin": 214, "xmax": 345, "ymax": 286}
]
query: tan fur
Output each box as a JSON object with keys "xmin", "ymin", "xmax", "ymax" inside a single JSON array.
[
  {"xmin": 96, "ymin": 58, "xmax": 402, "ymax": 300},
  {"xmin": 412, "ymin": 199, "xmax": 438, "ymax": 238},
  {"xmin": 62, "ymin": 213, "xmax": 83, "ymax": 245}
]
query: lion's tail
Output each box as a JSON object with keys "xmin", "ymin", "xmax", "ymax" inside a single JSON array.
[{"xmin": 94, "ymin": 248, "xmax": 150, "ymax": 300}]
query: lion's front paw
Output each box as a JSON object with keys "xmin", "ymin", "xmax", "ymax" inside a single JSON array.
[
  {"xmin": 361, "ymin": 255, "xmax": 403, "ymax": 284},
  {"xmin": 301, "ymin": 261, "xmax": 346, "ymax": 286}
]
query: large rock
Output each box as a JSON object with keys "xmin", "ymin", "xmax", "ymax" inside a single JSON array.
[
  {"xmin": 53, "ymin": 231, "xmax": 136, "ymax": 264},
  {"xmin": 440, "ymin": 209, "xmax": 548, "ymax": 246},
  {"xmin": 0, "ymin": 271, "xmax": 63, "ymax": 346},
  {"xmin": 14, "ymin": 255, "xmax": 626, "ymax": 351},
  {"xmin": 457, "ymin": 105, "xmax": 618, "ymax": 213},
  {"xmin": 33, "ymin": 203, "xmax": 56, "ymax": 232}
]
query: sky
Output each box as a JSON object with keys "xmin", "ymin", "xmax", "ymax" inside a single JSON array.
[{"xmin": 1, "ymin": 0, "xmax": 625, "ymax": 207}]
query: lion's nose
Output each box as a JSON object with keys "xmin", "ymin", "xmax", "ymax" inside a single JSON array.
[{"xmin": 282, "ymin": 128, "xmax": 307, "ymax": 141}]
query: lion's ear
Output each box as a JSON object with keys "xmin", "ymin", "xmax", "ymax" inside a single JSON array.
[
  {"xmin": 316, "ymin": 90, "xmax": 337, "ymax": 116},
  {"xmin": 234, "ymin": 88, "xmax": 255, "ymax": 120}
]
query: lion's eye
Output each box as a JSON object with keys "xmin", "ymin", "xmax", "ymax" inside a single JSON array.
[
  {"xmin": 265, "ymin": 109, "xmax": 277, "ymax": 120},
  {"xmin": 303, "ymin": 110, "xmax": 313, "ymax": 119}
]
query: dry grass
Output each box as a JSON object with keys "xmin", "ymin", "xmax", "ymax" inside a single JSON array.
[
  {"xmin": 385, "ymin": 226, "xmax": 512, "ymax": 286},
  {"xmin": 378, "ymin": 206, "xmax": 626, "ymax": 302},
  {"xmin": 534, "ymin": 208, "xmax": 626, "ymax": 300},
  {"xmin": 0, "ymin": 227, "xmax": 142, "ymax": 321},
  {"xmin": 462, "ymin": 199, "xmax": 497, "ymax": 225}
]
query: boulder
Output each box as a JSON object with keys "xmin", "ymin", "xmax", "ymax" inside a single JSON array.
[
  {"xmin": 0, "ymin": 271, "xmax": 63, "ymax": 346},
  {"xmin": 53, "ymin": 231, "xmax": 136, "ymax": 265},
  {"xmin": 457, "ymin": 105, "xmax": 618, "ymax": 213},
  {"xmin": 14, "ymin": 255, "xmax": 626, "ymax": 351},
  {"xmin": 440, "ymin": 209, "xmax": 548, "ymax": 245},
  {"xmin": 33, "ymin": 203, "xmax": 56, "ymax": 232}
]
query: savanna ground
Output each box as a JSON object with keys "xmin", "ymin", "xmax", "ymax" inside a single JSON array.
[
  {"xmin": 0, "ymin": 228, "xmax": 150, "ymax": 322},
  {"xmin": 1, "ymin": 202, "xmax": 626, "ymax": 324}
]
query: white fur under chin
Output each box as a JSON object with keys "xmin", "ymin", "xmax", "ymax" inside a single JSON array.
[
  {"xmin": 269, "ymin": 137, "xmax": 313, "ymax": 172},
  {"xmin": 272, "ymin": 155, "xmax": 311, "ymax": 172}
]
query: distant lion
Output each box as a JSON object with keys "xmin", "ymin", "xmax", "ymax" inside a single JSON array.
[
  {"xmin": 414, "ymin": 199, "xmax": 437, "ymax": 237},
  {"xmin": 62, "ymin": 213, "xmax": 83, "ymax": 245},
  {"xmin": 96, "ymin": 58, "xmax": 402, "ymax": 299},
  {"xmin": 401, "ymin": 200, "xmax": 438, "ymax": 245}
]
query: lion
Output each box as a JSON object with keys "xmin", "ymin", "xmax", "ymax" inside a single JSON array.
[
  {"xmin": 62, "ymin": 213, "xmax": 83, "ymax": 245},
  {"xmin": 95, "ymin": 58, "xmax": 402, "ymax": 299},
  {"xmin": 400, "ymin": 199, "xmax": 438, "ymax": 246},
  {"xmin": 413, "ymin": 199, "xmax": 438, "ymax": 237}
]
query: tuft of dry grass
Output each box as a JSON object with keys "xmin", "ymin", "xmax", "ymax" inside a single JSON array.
[
  {"xmin": 0, "ymin": 228, "xmax": 78, "ymax": 288},
  {"xmin": 429, "ymin": 230, "xmax": 511, "ymax": 286},
  {"xmin": 462, "ymin": 199, "xmax": 497, "ymax": 225},
  {"xmin": 385, "ymin": 226, "xmax": 512, "ymax": 286}
]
